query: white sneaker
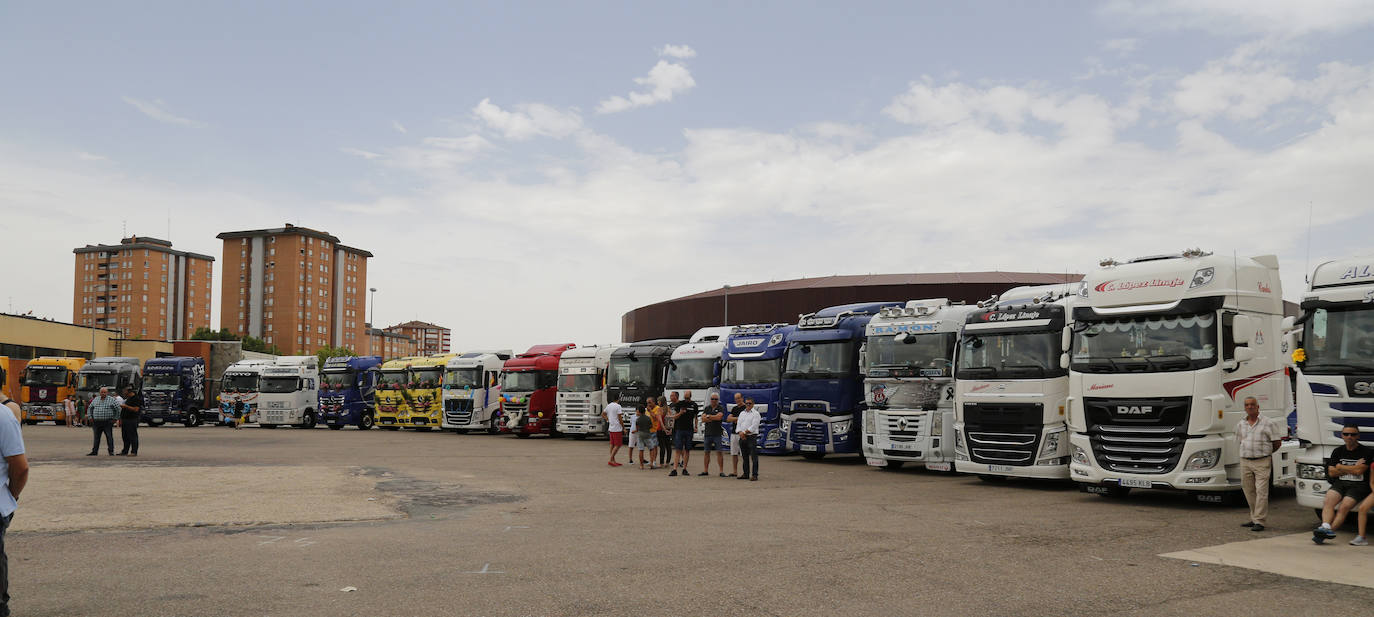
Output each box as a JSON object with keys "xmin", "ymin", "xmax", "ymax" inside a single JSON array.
[{"xmin": 1351, "ymin": 536, "xmax": 1368, "ymax": 546}]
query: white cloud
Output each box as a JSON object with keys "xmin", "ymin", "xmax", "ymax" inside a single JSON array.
[
  {"xmin": 472, "ymin": 98, "xmax": 583, "ymax": 140},
  {"xmin": 660, "ymin": 44, "xmax": 696, "ymax": 59},
  {"xmin": 392, "ymin": 120, "xmax": 408, "ymax": 134},
  {"xmin": 339, "ymin": 147, "xmax": 382, "ymax": 159},
  {"xmin": 1103, "ymin": 0, "xmax": 1374, "ymax": 37},
  {"xmin": 596, "ymin": 60, "xmax": 696, "ymax": 114},
  {"xmin": 1102, "ymin": 38, "xmax": 1139, "ymax": 55},
  {"xmin": 121, "ymin": 96, "xmax": 205, "ymax": 128},
  {"xmin": 76, "ymin": 151, "xmax": 108, "ymax": 162}
]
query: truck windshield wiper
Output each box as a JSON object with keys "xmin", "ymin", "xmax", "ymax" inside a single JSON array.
[
  {"xmin": 1303, "ymin": 362, "xmax": 1374, "ymax": 374},
  {"xmin": 1145, "ymin": 354, "xmax": 1193, "ymax": 370},
  {"xmin": 958, "ymin": 366, "xmax": 997, "ymax": 378},
  {"xmin": 1000, "ymin": 364, "xmax": 1046, "ymax": 377}
]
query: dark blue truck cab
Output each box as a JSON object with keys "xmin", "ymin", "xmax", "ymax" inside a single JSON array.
[
  {"xmin": 141, "ymin": 356, "xmax": 208, "ymax": 427},
  {"xmin": 319, "ymin": 356, "xmax": 382, "ymax": 430}
]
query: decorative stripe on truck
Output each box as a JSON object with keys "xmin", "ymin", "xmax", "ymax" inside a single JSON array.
[{"xmin": 1223, "ymin": 369, "xmax": 1284, "ymax": 400}]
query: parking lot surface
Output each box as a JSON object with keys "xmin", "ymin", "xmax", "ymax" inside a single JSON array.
[{"xmin": 11, "ymin": 424, "xmax": 1374, "ymax": 617}]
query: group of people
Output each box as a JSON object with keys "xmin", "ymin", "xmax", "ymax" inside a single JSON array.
[
  {"xmin": 82, "ymin": 387, "xmax": 143, "ymax": 457},
  {"xmin": 602, "ymin": 391, "xmax": 761, "ymax": 481}
]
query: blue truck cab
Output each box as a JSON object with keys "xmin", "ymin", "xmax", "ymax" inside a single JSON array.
[
  {"xmin": 141, "ymin": 356, "xmax": 208, "ymax": 427},
  {"xmin": 781, "ymin": 301, "xmax": 903, "ymax": 458},
  {"xmin": 721, "ymin": 323, "xmax": 794, "ymax": 454},
  {"xmin": 319, "ymin": 355, "xmax": 382, "ymax": 430}
]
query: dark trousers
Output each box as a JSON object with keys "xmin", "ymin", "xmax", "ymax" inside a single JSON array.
[
  {"xmin": 1, "ymin": 512, "xmax": 11, "ymax": 617},
  {"xmin": 657, "ymin": 431, "xmax": 671, "ymax": 464},
  {"xmin": 741, "ymin": 434, "xmax": 759, "ymax": 478},
  {"xmin": 90, "ymin": 420, "xmax": 114, "ymax": 453},
  {"xmin": 120, "ymin": 418, "xmax": 139, "ymax": 454}
]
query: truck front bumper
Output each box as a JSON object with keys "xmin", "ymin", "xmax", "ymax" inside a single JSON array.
[{"xmin": 1067, "ymin": 433, "xmax": 1237, "ymax": 492}]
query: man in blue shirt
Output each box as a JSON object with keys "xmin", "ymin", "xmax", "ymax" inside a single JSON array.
[{"xmin": 0, "ymin": 371, "xmax": 30, "ymax": 617}]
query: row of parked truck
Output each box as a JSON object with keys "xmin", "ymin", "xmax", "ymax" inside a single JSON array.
[{"xmin": 10, "ymin": 250, "xmax": 1373, "ymax": 509}]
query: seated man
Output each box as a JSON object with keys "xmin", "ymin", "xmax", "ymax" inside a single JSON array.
[
  {"xmin": 1352, "ymin": 473, "xmax": 1374, "ymax": 546},
  {"xmin": 1314, "ymin": 426, "xmax": 1374, "ymax": 544}
]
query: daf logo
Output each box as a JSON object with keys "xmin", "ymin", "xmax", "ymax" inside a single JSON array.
[
  {"xmin": 1355, "ymin": 382, "xmax": 1374, "ymax": 395},
  {"xmin": 1117, "ymin": 405, "xmax": 1153, "ymax": 415}
]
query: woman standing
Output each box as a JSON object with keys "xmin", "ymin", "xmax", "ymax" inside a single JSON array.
[
  {"xmin": 654, "ymin": 395, "xmax": 672, "ymax": 468},
  {"xmin": 63, "ymin": 395, "xmax": 78, "ymax": 427}
]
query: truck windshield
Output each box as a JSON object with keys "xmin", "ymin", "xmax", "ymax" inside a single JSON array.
[
  {"xmin": 222, "ymin": 373, "xmax": 259, "ymax": 392},
  {"xmin": 958, "ymin": 331, "xmax": 1063, "ymax": 379},
  {"xmin": 867, "ymin": 332, "xmax": 956, "ymax": 377},
  {"xmin": 784, "ymin": 341, "xmax": 854, "ymax": 378},
  {"xmin": 560, "ymin": 373, "xmax": 601, "ymax": 392},
  {"xmin": 444, "ymin": 368, "xmax": 483, "ymax": 388},
  {"xmin": 721, "ymin": 358, "xmax": 782, "ymax": 386},
  {"xmin": 377, "ymin": 370, "xmax": 406, "ymax": 389},
  {"xmin": 666, "ymin": 358, "xmax": 715, "ymax": 389},
  {"xmin": 259, "ymin": 377, "xmax": 300, "ymax": 394},
  {"xmin": 22, "ymin": 367, "xmax": 67, "ymax": 386},
  {"xmin": 77, "ymin": 372, "xmax": 120, "ymax": 390},
  {"xmin": 503, "ymin": 370, "xmax": 555, "ymax": 392},
  {"xmin": 1072, "ymin": 313, "xmax": 1217, "ymax": 373},
  {"xmin": 608, "ymin": 358, "xmax": 657, "ymax": 387},
  {"xmin": 321, "ymin": 370, "xmax": 354, "ymax": 390},
  {"xmin": 1302, "ymin": 304, "xmax": 1374, "ymax": 374},
  {"xmin": 144, "ymin": 374, "xmax": 181, "ymax": 390},
  {"xmin": 408, "ymin": 368, "xmax": 441, "ymax": 388}
]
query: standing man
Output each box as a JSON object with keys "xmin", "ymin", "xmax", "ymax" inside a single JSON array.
[
  {"xmin": 726, "ymin": 393, "xmax": 745, "ymax": 477},
  {"xmin": 1313, "ymin": 425, "xmax": 1374, "ymax": 544},
  {"xmin": 699, "ymin": 394, "xmax": 727, "ymax": 477},
  {"xmin": 86, "ymin": 387, "xmax": 120, "ymax": 456},
  {"xmin": 667, "ymin": 392, "xmax": 697, "ymax": 477},
  {"xmin": 735, "ymin": 397, "xmax": 761, "ymax": 481},
  {"xmin": 1236, "ymin": 397, "xmax": 1281, "ymax": 531},
  {"xmin": 0, "ymin": 377, "xmax": 29, "ymax": 617},
  {"xmin": 602, "ymin": 394, "xmax": 624, "ymax": 467},
  {"xmin": 118, "ymin": 386, "xmax": 142, "ymax": 457}
]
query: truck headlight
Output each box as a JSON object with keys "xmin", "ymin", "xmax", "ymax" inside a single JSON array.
[
  {"xmin": 863, "ymin": 411, "xmax": 876, "ymax": 435},
  {"xmin": 1296, "ymin": 462, "xmax": 1327, "ymax": 480},
  {"xmin": 831, "ymin": 420, "xmax": 851, "ymax": 435},
  {"xmin": 1184, "ymin": 448, "xmax": 1220, "ymax": 471},
  {"xmin": 1039, "ymin": 430, "xmax": 1064, "ymax": 458},
  {"xmin": 954, "ymin": 430, "xmax": 965, "ymax": 452},
  {"xmin": 1072, "ymin": 445, "xmax": 1089, "ymax": 465},
  {"xmin": 930, "ymin": 412, "xmax": 942, "ymax": 436}
]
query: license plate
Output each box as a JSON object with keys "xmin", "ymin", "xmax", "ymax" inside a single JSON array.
[
  {"xmin": 866, "ymin": 457, "xmax": 887, "ymax": 467},
  {"xmin": 381, "ymin": 418, "xmax": 394, "ymax": 424},
  {"xmin": 989, "ymin": 465, "xmax": 1013, "ymax": 473},
  {"xmin": 1119, "ymin": 478, "xmax": 1152, "ymax": 489},
  {"xmin": 925, "ymin": 462, "xmax": 952, "ymax": 472},
  {"xmin": 800, "ymin": 444, "xmax": 818, "ymax": 452},
  {"xmin": 887, "ymin": 441, "xmax": 917, "ymax": 451}
]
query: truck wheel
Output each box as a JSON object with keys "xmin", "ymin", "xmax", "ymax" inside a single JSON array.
[
  {"xmin": 486, "ymin": 419, "xmax": 501, "ymax": 435},
  {"xmin": 801, "ymin": 452, "xmax": 826, "ymax": 461},
  {"xmin": 300, "ymin": 411, "xmax": 317, "ymax": 429},
  {"xmin": 185, "ymin": 410, "xmax": 202, "ymax": 428},
  {"xmin": 359, "ymin": 414, "xmax": 375, "ymax": 430},
  {"xmin": 22, "ymin": 420, "xmax": 36, "ymax": 426}
]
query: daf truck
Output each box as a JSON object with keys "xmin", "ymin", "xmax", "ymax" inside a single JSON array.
[
  {"xmin": 218, "ymin": 359, "xmax": 271, "ymax": 425},
  {"xmin": 75, "ymin": 357, "xmax": 143, "ymax": 413},
  {"xmin": 954, "ymin": 284, "xmax": 1080, "ymax": 480},
  {"xmin": 1067, "ymin": 250, "xmax": 1296, "ymax": 502},
  {"xmin": 320, "ymin": 355, "xmax": 382, "ymax": 430},
  {"xmin": 405, "ymin": 354, "xmax": 457, "ymax": 430},
  {"xmin": 721, "ymin": 324, "xmax": 794, "ymax": 454},
  {"xmin": 861, "ymin": 300, "xmax": 977, "ymax": 471},
  {"xmin": 607, "ymin": 339, "xmax": 686, "ymax": 433},
  {"xmin": 782, "ymin": 302, "xmax": 903, "ymax": 459},
  {"xmin": 669, "ymin": 327, "xmax": 732, "ymax": 444},
  {"xmin": 555, "ymin": 344, "xmax": 622, "ymax": 438},
  {"xmin": 1290, "ymin": 256, "xmax": 1374, "ymax": 510},
  {"xmin": 375, "ymin": 357, "xmax": 418, "ymax": 429},
  {"xmin": 256, "ymin": 356, "xmax": 320, "ymax": 429},
  {"xmin": 442, "ymin": 350, "xmax": 513, "ymax": 434},
  {"xmin": 142, "ymin": 356, "xmax": 208, "ymax": 427},
  {"xmin": 501, "ymin": 344, "xmax": 576, "ymax": 437},
  {"xmin": 20, "ymin": 356, "xmax": 86, "ymax": 424}
]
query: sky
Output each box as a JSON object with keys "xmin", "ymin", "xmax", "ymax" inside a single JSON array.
[{"xmin": 3, "ymin": 1, "xmax": 1374, "ymax": 352}]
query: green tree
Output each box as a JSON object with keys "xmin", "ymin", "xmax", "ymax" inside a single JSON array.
[
  {"xmin": 316, "ymin": 345, "xmax": 355, "ymax": 366},
  {"xmin": 190, "ymin": 327, "xmax": 240, "ymax": 341},
  {"xmin": 241, "ymin": 335, "xmax": 282, "ymax": 355}
]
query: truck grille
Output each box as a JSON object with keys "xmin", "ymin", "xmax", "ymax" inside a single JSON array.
[
  {"xmin": 883, "ymin": 413, "xmax": 923, "ymax": 437},
  {"xmin": 789, "ymin": 420, "xmax": 827, "ymax": 445},
  {"xmin": 445, "ymin": 399, "xmax": 474, "ymax": 425},
  {"xmin": 504, "ymin": 401, "xmax": 528, "ymax": 415},
  {"xmin": 264, "ymin": 411, "xmax": 287, "ymax": 423},
  {"xmin": 1084, "ymin": 397, "xmax": 1191, "ymax": 475},
  {"xmin": 144, "ymin": 391, "xmax": 171, "ymax": 412},
  {"xmin": 963, "ymin": 402, "xmax": 1042, "ymax": 466}
]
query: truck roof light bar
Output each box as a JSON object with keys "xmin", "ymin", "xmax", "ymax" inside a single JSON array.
[
  {"xmin": 1181, "ymin": 247, "xmax": 1212, "ymax": 258},
  {"xmin": 1099, "ymin": 258, "xmax": 1120, "ymax": 267}
]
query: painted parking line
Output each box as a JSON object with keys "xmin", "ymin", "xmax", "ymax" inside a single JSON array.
[{"xmin": 1161, "ymin": 532, "xmax": 1374, "ymax": 589}]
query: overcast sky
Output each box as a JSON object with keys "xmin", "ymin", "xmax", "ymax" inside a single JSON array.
[{"xmin": 3, "ymin": 1, "xmax": 1373, "ymax": 352}]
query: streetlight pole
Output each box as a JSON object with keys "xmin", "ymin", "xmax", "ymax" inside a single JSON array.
[
  {"xmin": 722, "ymin": 284, "xmax": 731, "ymax": 326},
  {"xmin": 369, "ymin": 287, "xmax": 377, "ymax": 327}
]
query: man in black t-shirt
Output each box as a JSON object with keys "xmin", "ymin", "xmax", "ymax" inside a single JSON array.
[
  {"xmin": 667, "ymin": 392, "xmax": 699, "ymax": 476},
  {"xmin": 117, "ymin": 386, "xmax": 143, "ymax": 457},
  {"xmin": 698, "ymin": 394, "xmax": 727, "ymax": 477},
  {"xmin": 1313, "ymin": 426, "xmax": 1374, "ymax": 543}
]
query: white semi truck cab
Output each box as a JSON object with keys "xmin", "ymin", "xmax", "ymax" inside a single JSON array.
[
  {"xmin": 1292, "ymin": 256, "xmax": 1374, "ymax": 508},
  {"xmin": 954, "ymin": 284, "xmax": 1079, "ymax": 480},
  {"xmin": 218, "ymin": 358, "xmax": 272, "ymax": 425},
  {"xmin": 556, "ymin": 344, "xmax": 623, "ymax": 438},
  {"xmin": 256, "ymin": 356, "xmax": 320, "ymax": 429},
  {"xmin": 442, "ymin": 350, "xmax": 512, "ymax": 434},
  {"xmin": 861, "ymin": 299, "xmax": 977, "ymax": 471},
  {"xmin": 1067, "ymin": 250, "xmax": 1295, "ymax": 501},
  {"xmin": 669, "ymin": 326, "xmax": 732, "ymax": 443}
]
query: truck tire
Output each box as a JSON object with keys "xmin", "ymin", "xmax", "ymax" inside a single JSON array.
[
  {"xmin": 300, "ymin": 411, "xmax": 317, "ymax": 429},
  {"xmin": 801, "ymin": 452, "xmax": 826, "ymax": 461},
  {"xmin": 22, "ymin": 420, "xmax": 36, "ymax": 426},
  {"xmin": 359, "ymin": 414, "xmax": 375, "ymax": 430},
  {"xmin": 486, "ymin": 418, "xmax": 501, "ymax": 435},
  {"xmin": 185, "ymin": 410, "xmax": 202, "ymax": 428}
]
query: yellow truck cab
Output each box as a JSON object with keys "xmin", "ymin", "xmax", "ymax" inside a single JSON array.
[
  {"xmin": 21, "ymin": 356, "xmax": 87, "ymax": 424},
  {"xmin": 375, "ymin": 357, "xmax": 418, "ymax": 430},
  {"xmin": 404, "ymin": 354, "xmax": 456, "ymax": 430}
]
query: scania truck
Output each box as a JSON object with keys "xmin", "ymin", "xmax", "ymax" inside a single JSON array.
[
  {"xmin": 607, "ymin": 339, "xmax": 686, "ymax": 432},
  {"xmin": 954, "ymin": 284, "xmax": 1079, "ymax": 480},
  {"xmin": 405, "ymin": 354, "xmax": 456, "ymax": 430},
  {"xmin": 555, "ymin": 344, "xmax": 622, "ymax": 438},
  {"xmin": 1067, "ymin": 250, "xmax": 1296, "ymax": 501},
  {"xmin": 442, "ymin": 350, "xmax": 512, "ymax": 434},
  {"xmin": 782, "ymin": 302, "xmax": 903, "ymax": 459},
  {"xmin": 861, "ymin": 299, "xmax": 978, "ymax": 471},
  {"xmin": 721, "ymin": 324, "xmax": 793, "ymax": 454},
  {"xmin": 20, "ymin": 357, "xmax": 86, "ymax": 424},
  {"xmin": 669, "ymin": 327, "xmax": 732, "ymax": 443},
  {"xmin": 218, "ymin": 358, "xmax": 270, "ymax": 425},
  {"xmin": 75, "ymin": 357, "xmax": 143, "ymax": 412},
  {"xmin": 319, "ymin": 355, "xmax": 382, "ymax": 430},
  {"xmin": 256, "ymin": 356, "xmax": 320, "ymax": 429},
  {"xmin": 501, "ymin": 344, "xmax": 576, "ymax": 437},
  {"xmin": 142, "ymin": 356, "xmax": 208, "ymax": 427},
  {"xmin": 375, "ymin": 357, "xmax": 418, "ymax": 429},
  {"xmin": 1290, "ymin": 256, "xmax": 1374, "ymax": 510}
]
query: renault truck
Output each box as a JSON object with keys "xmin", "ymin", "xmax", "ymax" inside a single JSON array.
[
  {"xmin": 1066, "ymin": 250, "xmax": 1296, "ymax": 502},
  {"xmin": 861, "ymin": 300, "xmax": 978, "ymax": 471},
  {"xmin": 375, "ymin": 357, "xmax": 418, "ymax": 429},
  {"xmin": 20, "ymin": 356, "xmax": 86, "ymax": 424},
  {"xmin": 1290, "ymin": 256, "xmax": 1374, "ymax": 510},
  {"xmin": 405, "ymin": 354, "xmax": 457, "ymax": 430},
  {"xmin": 669, "ymin": 327, "xmax": 732, "ymax": 444},
  {"xmin": 782, "ymin": 302, "xmax": 903, "ymax": 459},
  {"xmin": 75, "ymin": 357, "xmax": 143, "ymax": 415},
  {"xmin": 555, "ymin": 344, "xmax": 622, "ymax": 438},
  {"xmin": 320, "ymin": 355, "xmax": 382, "ymax": 430},
  {"xmin": 218, "ymin": 358, "xmax": 270, "ymax": 426},
  {"xmin": 501, "ymin": 344, "xmax": 576, "ymax": 437},
  {"xmin": 142, "ymin": 356, "xmax": 208, "ymax": 427},
  {"xmin": 441, "ymin": 350, "xmax": 512, "ymax": 434},
  {"xmin": 256, "ymin": 356, "xmax": 320, "ymax": 429},
  {"xmin": 607, "ymin": 339, "xmax": 686, "ymax": 433},
  {"xmin": 954, "ymin": 284, "xmax": 1080, "ymax": 480},
  {"xmin": 721, "ymin": 324, "xmax": 794, "ymax": 454}
]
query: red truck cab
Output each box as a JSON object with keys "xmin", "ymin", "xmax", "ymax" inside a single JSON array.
[{"xmin": 500, "ymin": 343, "xmax": 576, "ymax": 437}]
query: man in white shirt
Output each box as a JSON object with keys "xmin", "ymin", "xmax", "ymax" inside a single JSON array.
[
  {"xmin": 602, "ymin": 395, "xmax": 624, "ymax": 467},
  {"xmin": 735, "ymin": 398, "xmax": 762, "ymax": 481},
  {"xmin": 1236, "ymin": 396, "xmax": 1281, "ymax": 531}
]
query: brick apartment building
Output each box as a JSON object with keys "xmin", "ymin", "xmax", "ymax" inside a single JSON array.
[
  {"xmin": 72, "ymin": 236, "xmax": 214, "ymax": 339},
  {"xmin": 217, "ymin": 224, "xmax": 371, "ymax": 356},
  {"xmin": 385, "ymin": 320, "xmax": 450, "ymax": 356},
  {"xmin": 365, "ymin": 325, "xmax": 418, "ymax": 360}
]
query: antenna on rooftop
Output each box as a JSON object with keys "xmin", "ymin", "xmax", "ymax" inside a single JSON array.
[
  {"xmin": 122, "ymin": 219, "xmax": 127, "ymax": 237},
  {"xmin": 1304, "ymin": 201, "xmax": 1313, "ymax": 285}
]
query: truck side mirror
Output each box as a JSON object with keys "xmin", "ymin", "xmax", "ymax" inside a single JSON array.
[
  {"xmin": 1232, "ymin": 315, "xmax": 1253, "ymax": 345},
  {"xmin": 1232, "ymin": 346, "xmax": 1256, "ymax": 363},
  {"xmin": 1061, "ymin": 328, "xmax": 1072, "ymax": 352},
  {"xmin": 1059, "ymin": 353, "xmax": 1070, "ymax": 370}
]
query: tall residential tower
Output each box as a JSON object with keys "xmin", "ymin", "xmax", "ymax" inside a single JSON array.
[{"xmin": 72, "ymin": 236, "xmax": 214, "ymax": 339}]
